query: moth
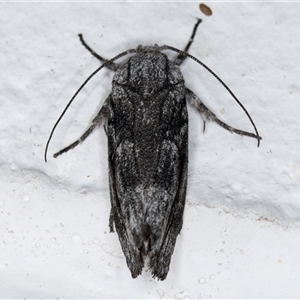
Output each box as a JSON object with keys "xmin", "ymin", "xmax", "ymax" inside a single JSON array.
[{"xmin": 45, "ymin": 19, "xmax": 261, "ymax": 280}]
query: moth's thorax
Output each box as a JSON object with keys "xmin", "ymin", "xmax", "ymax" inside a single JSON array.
[{"xmin": 113, "ymin": 50, "xmax": 184, "ymax": 96}]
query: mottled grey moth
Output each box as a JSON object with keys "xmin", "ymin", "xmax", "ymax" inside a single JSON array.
[{"xmin": 45, "ymin": 19, "xmax": 261, "ymax": 280}]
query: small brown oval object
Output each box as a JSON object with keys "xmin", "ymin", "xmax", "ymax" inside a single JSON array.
[{"xmin": 199, "ymin": 3, "xmax": 212, "ymax": 16}]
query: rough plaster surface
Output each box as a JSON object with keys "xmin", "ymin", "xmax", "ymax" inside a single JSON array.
[{"xmin": 1, "ymin": 2, "xmax": 300, "ymax": 298}]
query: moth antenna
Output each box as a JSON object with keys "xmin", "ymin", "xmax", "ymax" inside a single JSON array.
[
  {"xmin": 44, "ymin": 48, "xmax": 136, "ymax": 162},
  {"xmin": 161, "ymin": 45, "xmax": 261, "ymax": 147}
]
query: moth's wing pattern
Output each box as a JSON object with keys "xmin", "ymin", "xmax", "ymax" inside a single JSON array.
[
  {"xmin": 106, "ymin": 53, "xmax": 188, "ymax": 280},
  {"xmin": 148, "ymin": 133, "xmax": 188, "ymax": 280},
  {"xmin": 106, "ymin": 107, "xmax": 144, "ymax": 277},
  {"xmin": 106, "ymin": 88, "xmax": 145, "ymax": 278},
  {"xmin": 108, "ymin": 162, "xmax": 144, "ymax": 278}
]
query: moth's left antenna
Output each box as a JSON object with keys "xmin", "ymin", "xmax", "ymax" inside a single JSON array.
[{"xmin": 44, "ymin": 48, "xmax": 136, "ymax": 162}]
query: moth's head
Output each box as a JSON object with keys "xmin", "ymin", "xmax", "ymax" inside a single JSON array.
[
  {"xmin": 135, "ymin": 44, "xmax": 160, "ymax": 53},
  {"xmin": 114, "ymin": 46, "xmax": 172, "ymax": 96}
]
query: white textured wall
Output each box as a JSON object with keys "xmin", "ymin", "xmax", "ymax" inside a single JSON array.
[{"xmin": 1, "ymin": 2, "xmax": 300, "ymax": 298}]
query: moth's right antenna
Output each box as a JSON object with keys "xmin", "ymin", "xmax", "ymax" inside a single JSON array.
[{"xmin": 162, "ymin": 45, "xmax": 261, "ymax": 146}]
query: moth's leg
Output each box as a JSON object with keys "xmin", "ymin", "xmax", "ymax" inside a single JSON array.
[
  {"xmin": 174, "ymin": 18, "xmax": 202, "ymax": 66},
  {"xmin": 186, "ymin": 88, "xmax": 262, "ymax": 140},
  {"xmin": 53, "ymin": 95, "xmax": 111, "ymax": 158},
  {"xmin": 78, "ymin": 34, "xmax": 119, "ymax": 72},
  {"xmin": 109, "ymin": 208, "xmax": 114, "ymax": 232}
]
